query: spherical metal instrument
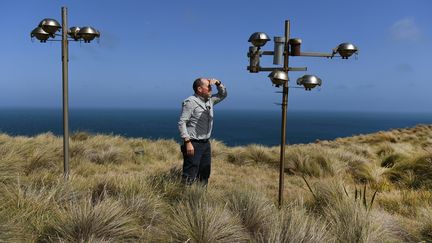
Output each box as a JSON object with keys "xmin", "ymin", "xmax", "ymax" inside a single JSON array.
[
  {"xmin": 336, "ymin": 43, "xmax": 358, "ymax": 59},
  {"xmin": 78, "ymin": 26, "xmax": 100, "ymax": 43},
  {"xmin": 268, "ymin": 70, "xmax": 289, "ymax": 86},
  {"xmin": 248, "ymin": 32, "xmax": 270, "ymax": 47},
  {"xmin": 297, "ymin": 75, "xmax": 322, "ymax": 90},
  {"xmin": 38, "ymin": 18, "xmax": 61, "ymax": 35},
  {"xmin": 31, "ymin": 27, "xmax": 50, "ymax": 42}
]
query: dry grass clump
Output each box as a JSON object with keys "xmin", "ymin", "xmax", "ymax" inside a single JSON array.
[
  {"xmin": 380, "ymin": 153, "xmax": 406, "ymax": 168},
  {"xmin": 226, "ymin": 147, "xmax": 247, "ymax": 165},
  {"xmin": 164, "ymin": 200, "xmax": 248, "ymax": 242},
  {"xmin": 70, "ymin": 131, "xmax": 91, "ymax": 141},
  {"xmin": 121, "ymin": 192, "xmax": 166, "ymax": 229},
  {"xmin": 24, "ymin": 146, "xmax": 62, "ymax": 174},
  {"xmin": 39, "ymin": 198, "xmax": 141, "ymax": 242},
  {"xmin": 91, "ymin": 179, "xmax": 123, "ymax": 203},
  {"xmin": 225, "ymin": 188, "xmax": 275, "ymax": 238},
  {"xmin": 333, "ymin": 150, "xmax": 374, "ymax": 183},
  {"xmin": 0, "ymin": 180, "xmax": 84, "ymax": 241},
  {"xmin": 377, "ymin": 189, "xmax": 432, "ymax": 217},
  {"xmin": 225, "ymin": 144, "xmax": 277, "ymax": 166},
  {"xmin": 0, "ymin": 155, "xmax": 21, "ymax": 183},
  {"xmin": 243, "ymin": 145, "xmax": 278, "ymax": 164},
  {"xmin": 375, "ymin": 142, "xmax": 395, "ymax": 157},
  {"xmin": 210, "ymin": 139, "xmax": 228, "ymax": 159},
  {"xmin": 304, "ymin": 179, "xmax": 400, "ymax": 242},
  {"xmin": 147, "ymin": 166, "xmax": 184, "ymax": 202},
  {"xmin": 285, "ymin": 146, "xmax": 336, "ymax": 177},
  {"xmin": 385, "ymin": 154, "xmax": 432, "ymax": 189},
  {"xmin": 418, "ymin": 207, "xmax": 432, "ymax": 242},
  {"xmin": 128, "ymin": 138, "xmax": 181, "ymax": 162},
  {"xmin": 256, "ymin": 200, "xmax": 331, "ymax": 243},
  {"xmin": 74, "ymin": 135, "xmax": 136, "ymax": 165},
  {"xmin": 0, "ymin": 207, "xmax": 29, "ymax": 242},
  {"xmin": 356, "ymin": 131, "xmax": 399, "ymax": 144}
]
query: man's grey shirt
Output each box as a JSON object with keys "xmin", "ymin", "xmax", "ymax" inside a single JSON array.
[{"xmin": 178, "ymin": 85, "xmax": 227, "ymax": 140}]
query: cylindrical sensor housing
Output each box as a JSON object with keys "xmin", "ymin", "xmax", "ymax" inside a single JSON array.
[
  {"xmin": 273, "ymin": 37, "xmax": 285, "ymax": 65},
  {"xmin": 289, "ymin": 38, "xmax": 302, "ymax": 56},
  {"xmin": 248, "ymin": 46, "xmax": 260, "ymax": 73}
]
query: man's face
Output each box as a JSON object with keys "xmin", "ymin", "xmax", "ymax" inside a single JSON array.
[{"xmin": 198, "ymin": 79, "xmax": 212, "ymax": 98}]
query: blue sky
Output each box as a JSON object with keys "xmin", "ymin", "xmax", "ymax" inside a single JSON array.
[{"xmin": 1, "ymin": 0, "xmax": 431, "ymax": 112}]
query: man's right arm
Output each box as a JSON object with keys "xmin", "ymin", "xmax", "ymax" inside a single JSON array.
[
  {"xmin": 178, "ymin": 99, "xmax": 193, "ymax": 141},
  {"xmin": 178, "ymin": 99, "xmax": 195, "ymax": 156}
]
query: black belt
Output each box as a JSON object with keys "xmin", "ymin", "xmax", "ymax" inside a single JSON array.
[{"xmin": 191, "ymin": 139, "xmax": 209, "ymax": 143}]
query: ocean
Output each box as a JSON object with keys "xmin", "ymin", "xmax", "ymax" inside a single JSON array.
[{"xmin": 0, "ymin": 109, "xmax": 431, "ymax": 146}]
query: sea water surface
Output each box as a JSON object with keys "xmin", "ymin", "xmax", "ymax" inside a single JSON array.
[{"xmin": 0, "ymin": 109, "xmax": 431, "ymax": 146}]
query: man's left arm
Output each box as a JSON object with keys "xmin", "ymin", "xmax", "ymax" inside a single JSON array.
[{"xmin": 210, "ymin": 80, "xmax": 227, "ymax": 105}]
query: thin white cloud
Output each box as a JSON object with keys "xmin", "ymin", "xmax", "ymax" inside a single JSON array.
[{"xmin": 390, "ymin": 18, "xmax": 422, "ymax": 41}]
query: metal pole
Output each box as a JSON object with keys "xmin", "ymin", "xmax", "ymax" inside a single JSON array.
[
  {"xmin": 61, "ymin": 7, "xmax": 70, "ymax": 179},
  {"xmin": 278, "ymin": 20, "xmax": 290, "ymax": 207}
]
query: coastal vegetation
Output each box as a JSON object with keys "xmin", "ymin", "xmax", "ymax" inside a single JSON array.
[{"xmin": 0, "ymin": 125, "xmax": 431, "ymax": 242}]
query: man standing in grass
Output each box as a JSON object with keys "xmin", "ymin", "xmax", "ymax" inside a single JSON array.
[{"xmin": 178, "ymin": 78, "xmax": 227, "ymax": 185}]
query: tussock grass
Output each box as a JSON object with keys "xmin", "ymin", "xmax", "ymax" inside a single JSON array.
[
  {"xmin": 0, "ymin": 155, "xmax": 21, "ymax": 183},
  {"xmin": 0, "ymin": 125, "xmax": 431, "ymax": 241},
  {"xmin": 210, "ymin": 139, "xmax": 228, "ymax": 159},
  {"xmin": 180, "ymin": 183, "xmax": 216, "ymax": 208},
  {"xmin": 378, "ymin": 189, "xmax": 432, "ymax": 217},
  {"xmin": 0, "ymin": 180, "xmax": 83, "ymax": 241},
  {"xmin": 325, "ymin": 201, "xmax": 401, "ymax": 242},
  {"xmin": 418, "ymin": 207, "xmax": 432, "ymax": 242},
  {"xmin": 71, "ymin": 131, "xmax": 91, "ymax": 141},
  {"xmin": 386, "ymin": 154, "xmax": 432, "ymax": 189},
  {"xmin": 39, "ymin": 198, "xmax": 141, "ymax": 242},
  {"xmin": 335, "ymin": 151, "xmax": 375, "ymax": 183},
  {"xmin": 76, "ymin": 135, "xmax": 136, "ymax": 165},
  {"xmin": 226, "ymin": 144, "xmax": 277, "ymax": 166},
  {"xmin": 285, "ymin": 146, "xmax": 336, "ymax": 177},
  {"xmin": 164, "ymin": 200, "xmax": 248, "ymax": 242},
  {"xmin": 256, "ymin": 200, "xmax": 331, "ymax": 243},
  {"xmin": 121, "ymin": 192, "xmax": 166, "ymax": 228},
  {"xmin": 225, "ymin": 188, "xmax": 275, "ymax": 238},
  {"xmin": 305, "ymin": 179, "xmax": 400, "ymax": 242},
  {"xmin": 376, "ymin": 142, "xmax": 395, "ymax": 157},
  {"xmin": 91, "ymin": 179, "xmax": 122, "ymax": 203},
  {"xmin": 0, "ymin": 208, "xmax": 29, "ymax": 242},
  {"xmin": 147, "ymin": 166, "xmax": 184, "ymax": 202},
  {"xmin": 380, "ymin": 153, "xmax": 406, "ymax": 168}
]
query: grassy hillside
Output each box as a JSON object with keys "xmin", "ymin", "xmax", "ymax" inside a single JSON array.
[{"xmin": 1, "ymin": 125, "xmax": 431, "ymax": 242}]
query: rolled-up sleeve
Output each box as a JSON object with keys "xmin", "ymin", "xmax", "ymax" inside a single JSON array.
[
  {"xmin": 178, "ymin": 100, "xmax": 194, "ymax": 139},
  {"xmin": 211, "ymin": 85, "xmax": 227, "ymax": 105}
]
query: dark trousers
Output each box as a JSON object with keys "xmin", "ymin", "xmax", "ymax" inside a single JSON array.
[{"xmin": 181, "ymin": 140, "xmax": 211, "ymax": 185}]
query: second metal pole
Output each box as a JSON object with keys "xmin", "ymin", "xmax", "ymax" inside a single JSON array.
[
  {"xmin": 61, "ymin": 7, "xmax": 70, "ymax": 179},
  {"xmin": 278, "ymin": 20, "xmax": 290, "ymax": 207}
]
